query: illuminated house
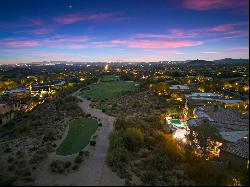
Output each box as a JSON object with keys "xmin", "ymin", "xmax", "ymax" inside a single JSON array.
[{"xmin": 185, "ymin": 92, "xmax": 244, "ymax": 109}]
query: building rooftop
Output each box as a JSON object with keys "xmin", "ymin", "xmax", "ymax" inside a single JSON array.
[
  {"xmin": 5, "ymin": 88, "xmax": 29, "ymax": 94},
  {"xmin": 217, "ymin": 99, "xmax": 242, "ymax": 104},
  {"xmin": 222, "ymin": 138, "xmax": 249, "ymax": 159},
  {"xmin": 187, "ymin": 118, "xmax": 199, "ymax": 126},
  {"xmin": 195, "ymin": 110, "xmax": 214, "ymax": 121},
  {"xmin": 190, "ymin": 92, "xmax": 218, "ymax": 97},
  {"xmin": 220, "ymin": 131, "xmax": 248, "ymax": 143},
  {"xmin": 169, "ymin": 85, "xmax": 189, "ymax": 90}
]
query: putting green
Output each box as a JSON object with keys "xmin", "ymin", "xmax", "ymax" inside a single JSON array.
[{"xmin": 56, "ymin": 118, "xmax": 98, "ymax": 155}]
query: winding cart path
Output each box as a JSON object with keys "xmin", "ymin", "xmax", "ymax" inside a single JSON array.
[{"xmin": 34, "ymin": 91, "xmax": 123, "ymax": 186}]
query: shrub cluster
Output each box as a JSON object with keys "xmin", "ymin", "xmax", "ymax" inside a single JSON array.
[
  {"xmin": 30, "ymin": 147, "xmax": 47, "ymax": 164},
  {"xmin": 107, "ymin": 119, "xmax": 145, "ymax": 174},
  {"xmin": 50, "ymin": 160, "xmax": 71, "ymax": 174}
]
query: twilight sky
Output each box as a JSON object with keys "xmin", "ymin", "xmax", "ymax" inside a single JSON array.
[{"xmin": 0, "ymin": 0, "xmax": 249, "ymax": 63}]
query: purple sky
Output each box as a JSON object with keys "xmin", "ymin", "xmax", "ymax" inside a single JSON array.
[{"xmin": 0, "ymin": 0, "xmax": 249, "ymax": 63}]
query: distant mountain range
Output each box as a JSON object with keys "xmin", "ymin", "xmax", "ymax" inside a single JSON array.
[
  {"xmin": 213, "ymin": 58, "xmax": 249, "ymax": 64},
  {"xmin": 185, "ymin": 58, "xmax": 249, "ymax": 65},
  {"xmin": 2, "ymin": 58, "xmax": 248, "ymax": 66}
]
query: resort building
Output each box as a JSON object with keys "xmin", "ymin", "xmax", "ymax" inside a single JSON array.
[
  {"xmin": 185, "ymin": 92, "xmax": 244, "ymax": 110},
  {"xmin": 185, "ymin": 92, "xmax": 220, "ymax": 106}
]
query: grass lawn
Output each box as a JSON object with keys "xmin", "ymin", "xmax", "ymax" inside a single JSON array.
[
  {"xmin": 102, "ymin": 75, "xmax": 119, "ymax": 82},
  {"xmin": 83, "ymin": 81, "xmax": 137, "ymax": 100},
  {"xmin": 56, "ymin": 118, "xmax": 98, "ymax": 155}
]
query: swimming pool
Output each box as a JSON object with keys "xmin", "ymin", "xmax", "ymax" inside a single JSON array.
[{"xmin": 170, "ymin": 119, "xmax": 187, "ymax": 128}]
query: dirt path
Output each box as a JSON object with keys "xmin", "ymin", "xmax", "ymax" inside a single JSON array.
[
  {"xmin": 75, "ymin": 97, "xmax": 124, "ymax": 186},
  {"xmin": 33, "ymin": 92, "xmax": 124, "ymax": 186}
]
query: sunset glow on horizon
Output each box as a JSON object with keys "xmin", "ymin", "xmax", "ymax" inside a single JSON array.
[{"xmin": 0, "ymin": 0, "xmax": 249, "ymax": 63}]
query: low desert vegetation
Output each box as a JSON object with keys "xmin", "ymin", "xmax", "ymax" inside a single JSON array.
[
  {"xmin": 50, "ymin": 160, "xmax": 72, "ymax": 174},
  {"xmin": 107, "ymin": 118, "xmax": 247, "ymax": 186}
]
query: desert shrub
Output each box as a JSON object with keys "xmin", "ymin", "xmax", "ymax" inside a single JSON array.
[
  {"xmin": 114, "ymin": 118, "xmax": 131, "ymax": 130},
  {"xmin": 50, "ymin": 160, "xmax": 70, "ymax": 174},
  {"xmin": 16, "ymin": 168, "xmax": 31, "ymax": 177},
  {"xmin": 184, "ymin": 147, "xmax": 201, "ymax": 164},
  {"xmin": 125, "ymin": 179, "xmax": 132, "ymax": 186},
  {"xmin": 16, "ymin": 150, "xmax": 25, "ymax": 158},
  {"xmin": 15, "ymin": 124, "xmax": 28, "ymax": 135},
  {"xmin": 144, "ymin": 152, "xmax": 173, "ymax": 172},
  {"xmin": 98, "ymin": 123, "xmax": 102, "ymax": 127},
  {"xmin": 74, "ymin": 155, "xmax": 83, "ymax": 163},
  {"xmin": 159, "ymin": 134, "xmax": 184, "ymax": 161},
  {"xmin": 143, "ymin": 116, "xmax": 154, "ymax": 123},
  {"xmin": 114, "ymin": 118, "xmax": 129, "ymax": 130},
  {"xmin": 43, "ymin": 129, "xmax": 56, "ymax": 142},
  {"xmin": 8, "ymin": 165, "xmax": 15, "ymax": 171},
  {"xmin": 30, "ymin": 147, "xmax": 47, "ymax": 164},
  {"xmin": 18, "ymin": 159, "xmax": 27, "ymax": 167},
  {"xmin": 107, "ymin": 146, "xmax": 129, "ymax": 171},
  {"xmin": 63, "ymin": 161, "xmax": 71, "ymax": 168},
  {"xmin": 4, "ymin": 147, "xmax": 11, "ymax": 153},
  {"xmin": 7, "ymin": 156, "xmax": 14, "ymax": 163},
  {"xmin": 78, "ymin": 151, "xmax": 84, "ymax": 156},
  {"xmin": 22, "ymin": 176, "xmax": 35, "ymax": 183},
  {"xmin": 110, "ymin": 124, "xmax": 144, "ymax": 151},
  {"xmin": 72, "ymin": 164, "xmax": 79, "ymax": 170},
  {"xmin": 109, "ymin": 131, "xmax": 124, "ymax": 150},
  {"xmin": 46, "ymin": 144, "xmax": 55, "ymax": 153},
  {"xmin": 114, "ymin": 118, "xmax": 146, "ymax": 131},
  {"xmin": 141, "ymin": 170, "xmax": 158, "ymax": 186},
  {"xmin": 90, "ymin": 140, "xmax": 96, "ymax": 146},
  {"xmin": 122, "ymin": 127, "xmax": 144, "ymax": 152},
  {"xmin": 79, "ymin": 150, "xmax": 89, "ymax": 156},
  {"xmin": 186, "ymin": 161, "xmax": 227, "ymax": 186},
  {"xmin": 0, "ymin": 175, "xmax": 17, "ymax": 186},
  {"xmin": 107, "ymin": 131, "xmax": 129, "ymax": 170},
  {"xmin": 30, "ymin": 120, "xmax": 42, "ymax": 127},
  {"xmin": 240, "ymin": 167, "xmax": 249, "ymax": 186}
]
